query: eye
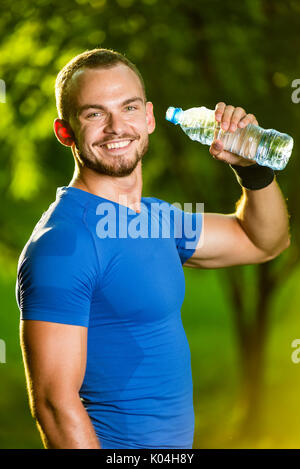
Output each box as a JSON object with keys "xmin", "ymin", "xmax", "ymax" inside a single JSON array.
[
  {"xmin": 87, "ymin": 112, "xmax": 104, "ymax": 119},
  {"xmin": 125, "ymin": 105, "xmax": 137, "ymax": 111}
]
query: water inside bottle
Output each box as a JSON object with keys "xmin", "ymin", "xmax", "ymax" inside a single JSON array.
[
  {"xmin": 166, "ymin": 106, "xmax": 294, "ymax": 170},
  {"xmin": 180, "ymin": 107, "xmax": 216, "ymax": 146}
]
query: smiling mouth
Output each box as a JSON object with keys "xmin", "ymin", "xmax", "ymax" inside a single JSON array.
[{"xmin": 99, "ymin": 139, "xmax": 134, "ymax": 151}]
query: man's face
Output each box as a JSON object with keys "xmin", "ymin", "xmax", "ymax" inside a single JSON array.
[{"xmin": 68, "ymin": 64, "xmax": 155, "ymax": 177}]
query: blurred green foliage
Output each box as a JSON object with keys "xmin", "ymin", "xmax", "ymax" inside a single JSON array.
[{"xmin": 1, "ymin": 0, "xmax": 300, "ymax": 448}]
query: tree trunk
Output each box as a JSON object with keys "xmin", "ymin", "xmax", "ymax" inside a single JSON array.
[{"xmin": 226, "ymin": 262, "xmax": 274, "ymax": 440}]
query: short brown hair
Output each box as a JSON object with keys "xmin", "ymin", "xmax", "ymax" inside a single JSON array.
[{"xmin": 55, "ymin": 48, "xmax": 146, "ymax": 122}]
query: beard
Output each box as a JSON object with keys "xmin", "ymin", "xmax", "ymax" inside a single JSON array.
[{"xmin": 74, "ymin": 135, "xmax": 149, "ymax": 177}]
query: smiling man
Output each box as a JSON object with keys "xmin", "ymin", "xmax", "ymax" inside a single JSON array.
[
  {"xmin": 67, "ymin": 67, "xmax": 150, "ymax": 179},
  {"xmin": 16, "ymin": 48, "xmax": 290, "ymax": 449}
]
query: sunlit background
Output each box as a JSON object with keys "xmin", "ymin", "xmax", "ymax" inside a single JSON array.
[{"xmin": 1, "ymin": 0, "xmax": 300, "ymax": 449}]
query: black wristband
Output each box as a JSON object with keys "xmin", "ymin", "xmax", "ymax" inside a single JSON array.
[{"xmin": 230, "ymin": 163, "xmax": 275, "ymax": 190}]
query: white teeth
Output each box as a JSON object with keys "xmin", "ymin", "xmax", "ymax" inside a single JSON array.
[{"xmin": 105, "ymin": 140, "xmax": 131, "ymax": 149}]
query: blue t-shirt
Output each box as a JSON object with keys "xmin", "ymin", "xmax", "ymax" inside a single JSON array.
[{"xmin": 16, "ymin": 186, "xmax": 202, "ymax": 449}]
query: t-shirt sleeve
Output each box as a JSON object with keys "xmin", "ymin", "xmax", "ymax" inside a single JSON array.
[
  {"xmin": 149, "ymin": 197, "xmax": 203, "ymax": 265},
  {"xmin": 16, "ymin": 220, "xmax": 99, "ymax": 327},
  {"xmin": 173, "ymin": 208, "xmax": 203, "ymax": 265}
]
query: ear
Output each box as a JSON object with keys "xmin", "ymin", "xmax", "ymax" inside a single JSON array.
[
  {"xmin": 145, "ymin": 101, "xmax": 156, "ymax": 135},
  {"xmin": 53, "ymin": 119, "xmax": 75, "ymax": 147}
]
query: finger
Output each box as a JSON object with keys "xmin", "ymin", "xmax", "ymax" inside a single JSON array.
[
  {"xmin": 210, "ymin": 144, "xmax": 256, "ymax": 166},
  {"xmin": 238, "ymin": 113, "xmax": 259, "ymax": 128},
  {"xmin": 214, "ymin": 102, "xmax": 226, "ymax": 122},
  {"xmin": 228, "ymin": 107, "xmax": 246, "ymax": 132},
  {"xmin": 221, "ymin": 105, "xmax": 235, "ymax": 131},
  {"xmin": 209, "ymin": 140, "xmax": 223, "ymax": 158},
  {"xmin": 209, "ymin": 142, "xmax": 237, "ymax": 163}
]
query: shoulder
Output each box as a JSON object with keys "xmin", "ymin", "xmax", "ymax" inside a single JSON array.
[
  {"xmin": 24, "ymin": 216, "xmax": 92, "ymax": 257},
  {"xmin": 17, "ymin": 205, "xmax": 99, "ymax": 279}
]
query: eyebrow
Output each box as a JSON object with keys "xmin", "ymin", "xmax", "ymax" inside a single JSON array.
[{"xmin": 77, "ymin": 96, "xmax": 145, "ymax": 117}]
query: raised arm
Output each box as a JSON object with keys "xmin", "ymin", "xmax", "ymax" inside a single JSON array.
[
  {"xmin": 20, "ymin": 320, "xmax": 101, "ymax": 449},
  {"xmin": 184, "ymin": 103, "xmax": 290, "ymax": 269}
]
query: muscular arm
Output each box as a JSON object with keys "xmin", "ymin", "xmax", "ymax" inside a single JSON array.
[
  {"xmin": 185, "ymin": 179, "xmax": 290, "ymax": 269},
  {"xmin": 20, "ymin": 320, "xmax": 101, "ymax": 449}
]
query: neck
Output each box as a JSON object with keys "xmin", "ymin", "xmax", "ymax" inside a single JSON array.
[{"xmin": 68, "ymin": 161, "xmax": 143, "ymax": 213}]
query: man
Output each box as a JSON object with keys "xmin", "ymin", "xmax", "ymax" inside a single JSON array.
[{"xmin": 16, "ymin": 48, "xmax": 290, "ymax": 449}]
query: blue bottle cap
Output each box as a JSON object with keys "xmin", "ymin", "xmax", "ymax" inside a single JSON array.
[{"xmin": 165, "ymin": 107, "xmax": 182, "ymax": 124}]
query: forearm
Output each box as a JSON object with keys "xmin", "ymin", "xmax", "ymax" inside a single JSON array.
[
  {"xmin": 34, "ymin": 395, "xmax": 101, "ymax": 449},
  {"xmin": 235, "ymin": 178, "xmax": 290, "ymax": 255}
]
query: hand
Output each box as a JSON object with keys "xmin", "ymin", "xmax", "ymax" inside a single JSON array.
[{"xmin": 209, "ymin": 102, "xmax": 258, "ymax": 166}]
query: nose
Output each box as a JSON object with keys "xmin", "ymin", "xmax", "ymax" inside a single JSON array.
[{"xmin": 103, "ymin": 112, "xmax": 126, "ymax": 135}]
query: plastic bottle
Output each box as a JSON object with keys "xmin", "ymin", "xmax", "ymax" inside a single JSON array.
[{"xmin": 165, "ymin": 106, "xmax": 293, "ymax": 170}]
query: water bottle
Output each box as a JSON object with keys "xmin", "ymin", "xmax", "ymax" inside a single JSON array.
[{"xmin": 165, "ymin": 106, "xmax": 293, "ymax": 170}]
